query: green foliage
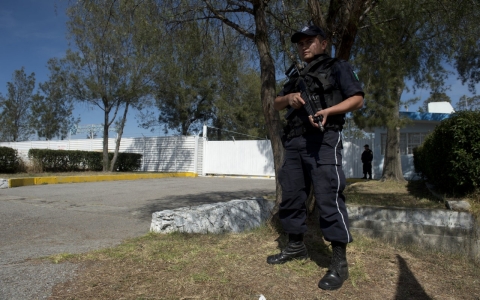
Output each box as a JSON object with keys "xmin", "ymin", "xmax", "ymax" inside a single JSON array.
[
  {"xmin": 28, "ymin": 149, "xmax": 142, "ymax": 172},
  {"xmin": 149, "ymin": 21, "xmax": 217, "ymax": 135},
  {"xmin": 141, "ymin": 20, "xmax": 266, "ymax": 139},
  {"xmin": 353, "ymin": 0, "xmax": 455, "ymax": 130},
  {"xmin": 453, "ymin": 1, "xmax": 480, "ymax": 93},
  {"xmin": 114, "ymin": 152, "xmax": 142, "ymax": 172},
  {"xmin": 60, "ymin": 0, "xmax": 160, "ymax": 170},
  {"xmin": 414, "ymin": 111, "xmax": 480, "ymax": 195},
  {"xmin": 456, "ymin": 95, "xmax": 480, "ymax": 111},
  {"xmin": 0, "ymin": 67, "xmax": 36, "ymax": 142},
  {"xmin": 342, "ymin": 114, "xmax": 371, "ymax": 139},
  {"xmin": 0, "ymin": 147, "xmax": 20, "ymax": 173},
  {"xmin": 30, "ymin": 62, "xmax": 80, "ymax": 140},
  {"xmin": 351, "ymin": 0, "xmax": 479, "ymax": 180}
]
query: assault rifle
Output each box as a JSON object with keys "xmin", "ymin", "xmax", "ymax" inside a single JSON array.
[{"xmin": 283, "ymin": 63, "xmax": 325, "ymax": 132}]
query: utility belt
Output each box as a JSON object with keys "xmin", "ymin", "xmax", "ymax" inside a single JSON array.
[{"xmin": 283, "ymin": 123, "xmax": 343, "ymax": 141}]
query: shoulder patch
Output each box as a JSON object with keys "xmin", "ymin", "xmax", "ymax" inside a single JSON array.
[{"xmin": 353, "ymin": 71, "xmax": 359, "ymax": 81}]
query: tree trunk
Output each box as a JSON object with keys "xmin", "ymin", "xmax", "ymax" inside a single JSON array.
[
  {"xmin": 103, "ymin": 109, "xmax": 110, "ymax": 172},
  {"xmin": 325, "ymin": 0, "xmax": 377, "ymax": 60},
  {"xmin": 382, "ymin": 125, "xmax": 405, "ymax": 181},
  {"xmin": 252, "ymin": 1, "xmax": 284, "ymax": 210},
  {"xmin": 109, "ymin": 103, "xmax": 129, "ymax": 172},
  {"xmin": 381, "ymin": 88, "xmax": 406, "ymax": 182}
]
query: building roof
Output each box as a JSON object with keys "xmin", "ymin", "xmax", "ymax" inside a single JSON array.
[{"xmin": 400, "ymin": 111, "xmax": 451, "ymax": 122}]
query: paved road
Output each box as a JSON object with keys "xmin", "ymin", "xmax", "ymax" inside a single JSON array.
[{"xmin": 0, "ymin": 176, "xmax": 276, "ymax": 300}]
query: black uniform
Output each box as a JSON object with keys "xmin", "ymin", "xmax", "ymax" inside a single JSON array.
[
  {"xmin": 278, "ymin": 54, "xmax": 363, "ymax": 244},
  {"xmin": 361, "ymin": 147, "xmax": 373, "ymax": 179}
]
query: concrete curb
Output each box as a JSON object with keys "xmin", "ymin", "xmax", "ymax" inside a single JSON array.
[
  {"xmin": 348, "ymin": 204, "xmax": 479, "ymax": 262},
  {"xmin": 0, "ymin": 172, "xmax": 197, "ymax": 188}
]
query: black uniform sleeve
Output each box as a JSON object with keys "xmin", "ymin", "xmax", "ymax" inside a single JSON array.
[
  {"xmin": 332, "ymin": 61, "xmax": 364, "ymax": 99},
  {"xmin": 278, "ymin": 87, "xmax": 287, "ymax": 97}
]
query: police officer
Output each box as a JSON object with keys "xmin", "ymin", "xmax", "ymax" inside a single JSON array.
[
  {"xmin": 267, "ymin": 25, "xmax": 364, "ymax": 291},
  {"xmin": 361, "ymin": 144, "xmax": 373, "ymax": 179}
]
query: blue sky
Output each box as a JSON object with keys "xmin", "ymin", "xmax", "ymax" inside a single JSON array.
[
  {"xmin": 0, "ymin": 0, "xmax": 157, "ymax": 138},
  {"xmin": 0, "ymin": 0, "xmax": 478, "ymax": 139}
]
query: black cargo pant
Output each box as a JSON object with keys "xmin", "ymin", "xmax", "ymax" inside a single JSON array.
[
  {"xmin": 278, "ymin": 130, "xmax": 352, "ymax": 244},
  {"xmin": 363, "ymin": 162, "xmax": 372, "ymax": 177}
]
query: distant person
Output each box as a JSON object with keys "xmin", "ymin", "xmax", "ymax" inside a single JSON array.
[{"xmin": 361, "ymin": 144, "xmax": 373, "ymax": 179}]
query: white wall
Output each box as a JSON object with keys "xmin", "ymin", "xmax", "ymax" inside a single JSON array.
[
  {"xmin": 202, "ymin": 138, "xmax": 371, "ymax": 178},
  {"xmin": 343, "ymin": 138, "xmax": 375, "ymax": 178},
  {"xmin": 1, "ymin": 136, "xmax": 370, "ymax": 178},
  {"xmin": 203, "ymin": 140, "xmax": 274, "ymax": 177},
  {"xmin": 0, "ymin": 136, "xmax": 203, "ymax": 174}
]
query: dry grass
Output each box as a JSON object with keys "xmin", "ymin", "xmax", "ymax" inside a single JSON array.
[
  {"xmin": 48, "ymin": 224, "xmax": 479, "ymax": 300},
  {"xmin": 47, "ymin": 178, "xmax": 479, "ymax": 299},
  {"xmin": 344, "ymin": 179, "xmax": 446, "ymax": 209}
]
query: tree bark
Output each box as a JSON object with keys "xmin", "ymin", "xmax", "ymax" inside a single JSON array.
[
  {"xmin": 109, "ymin": 103, "xmax": 129, "ymax": 172},
  {"xmin": 103, "ymin": 109, "xmax": 110, "ymax": 172},
  {"xmin": 252, "ymin": 1, "xmax": 284, "ymax": 208},
  {"xmin": 381, "ymin": 86, "xmax": 406, "ymax": 182},
  {"xmin": 326, "ymin": 0, "xmax": 377, "ymax": 60}
]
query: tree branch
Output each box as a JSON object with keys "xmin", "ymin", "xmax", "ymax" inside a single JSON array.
[{"xmin": 202, "ymin": 0, "xmax": 255, "ymax": 40}]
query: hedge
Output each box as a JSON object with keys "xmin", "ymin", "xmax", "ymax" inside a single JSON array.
[
  {"xmin": 413, "ymin": 110, "xmax": 480, "ymax": 195},
  {"xmin": 0, "ymin": 146, "xmax": 20, "ymax": 173},
  {"xmin": 28, "ymin": 149, "xmax": 142, "ymax": 172}
]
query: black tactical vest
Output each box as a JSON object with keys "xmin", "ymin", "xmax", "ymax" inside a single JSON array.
[{"xmin": 284, "ymin": 55, "xmax": 345, "ymax": 133}]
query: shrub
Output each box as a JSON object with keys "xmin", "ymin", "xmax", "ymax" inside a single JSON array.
[
  {"xmin": 111, "ymin": 152, "xmax": 142, "ymax": 171},
  {"xmin": 414, "ymin": 110, "xmax": 480, "ymax": 195},
  {"xmin": 0, "ymin": 146, "xmax": 20, "ymax": 173},
  {"xmin": 28, "ymin": 149, "xmax": 142, "ymax": 172}
]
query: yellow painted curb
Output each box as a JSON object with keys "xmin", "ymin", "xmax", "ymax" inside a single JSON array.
[{"xmin": 7, "ymin": 172, "xmax": 197, "ymax": 188}]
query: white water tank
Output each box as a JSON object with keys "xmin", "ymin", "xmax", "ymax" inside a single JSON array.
[{"xmin": 427, "ymin": 102, "xmax": 455, "ymax": 114}]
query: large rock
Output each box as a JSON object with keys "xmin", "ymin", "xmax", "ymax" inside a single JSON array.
[
  {"xmin": 150, "ymin": 197, "xmax": 274, "ymax": 234},
  {"xmin": 446, "ymin": 200, "xmax": 471, "ymax": 212}
]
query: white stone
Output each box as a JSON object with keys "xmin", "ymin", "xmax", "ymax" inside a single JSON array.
[
  {"xmin": 0, "ymin": 179, "xmax": 8, "ymax": 189},
  {"xmin": 446, "ymin": 200, "xmax": 471, "ymax": 212},
  {"xmin": 150, "ymin": 197, "xmax": 274, "ymax": 234}
]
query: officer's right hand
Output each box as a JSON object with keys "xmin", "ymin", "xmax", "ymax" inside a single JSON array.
[{"xmin": 288, "ymin": 92, "xmax": 305, "ymax": 109}]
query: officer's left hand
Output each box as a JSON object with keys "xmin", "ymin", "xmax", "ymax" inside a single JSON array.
[{"xmin": 309, "ymin": 110, "xmax": 328, "ymax": 128}]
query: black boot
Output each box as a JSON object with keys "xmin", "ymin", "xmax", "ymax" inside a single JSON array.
[
  {"xmin": 318, "ymin": 242, "xmax": 349, "ymax": 290},
  {"xmin": 267, "ymin": 241, "xmax": 308, "ymax": 264},
  {"xmin": 361, "ymin": 175, "xmax": 367, "ymax": 179}
]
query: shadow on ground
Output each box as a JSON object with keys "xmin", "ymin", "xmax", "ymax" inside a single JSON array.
[
  {"xmin": 406, "ymin": 180, "xmax": 442, "ymax": 204},
  {"xmin": 395, "ymin": 254, "xmax": 432, "ymax": 300}
]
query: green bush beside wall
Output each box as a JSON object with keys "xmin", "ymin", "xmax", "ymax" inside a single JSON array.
[
  {"xmin": 28, "ymin": 149, "xmax": 142, "ymax": 172},
  {"xmin": 0, "ymin": 146, "xmax": 20, "ymax": 173},
  {"xmin": 414, "ymin": 110, "xmax": 480, "ymax": 195}
]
